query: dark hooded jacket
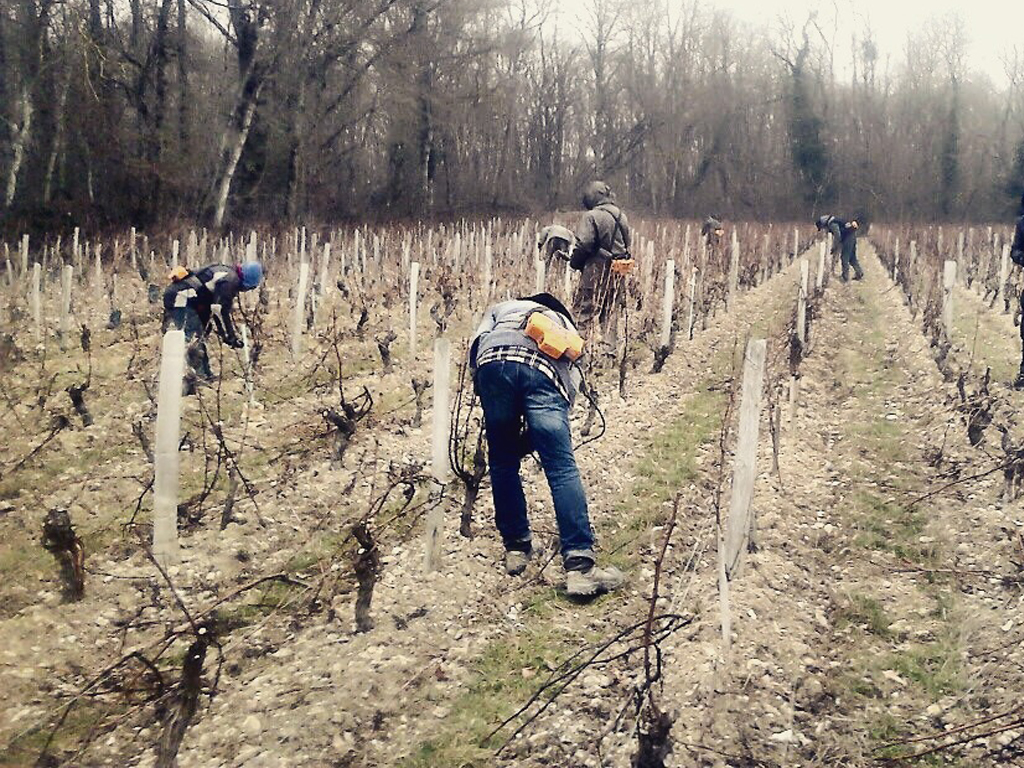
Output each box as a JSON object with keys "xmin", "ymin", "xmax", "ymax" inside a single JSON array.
[
  {"xmin": 163, "ymin": 264, "xmax": 244, "ymax": 345},
  {"xmin": 1012, "ymin": 195, "xmax": 1024, "ymax": 267},
  {"xmin": 821, "ymin": 216, "xmax": 856, "ymax": 256},
  {"xmin": 571, "ymin": 182, "xmax": 631, "ymax": 271}
]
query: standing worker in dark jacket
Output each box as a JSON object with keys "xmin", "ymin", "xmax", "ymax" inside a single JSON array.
[
  {"xmin": 701, "ymin": 216, "xmax": 725, "ymax": 252},
  {"xmin": 816, "ymin": 215, "xmax": 863, "ymax": 282},
  {"xmin": 571, "ymin": 181, "xmax": 633, "ymax": 346},
  {"xmin": 1010, "ymin": 194, "xmax": 1024, "ymax": 388},
  {"xmin": 470, "ymin": 292, "xmax": 625, "ymax": 597},
  {"xmin": 162, "ymin": 261, "xmax": 263, "ymax": 380}
]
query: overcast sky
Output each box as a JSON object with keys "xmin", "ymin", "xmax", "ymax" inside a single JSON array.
[{"xmin": 556, "ymin": 0, "xmax": 1021, "ymax": 87}]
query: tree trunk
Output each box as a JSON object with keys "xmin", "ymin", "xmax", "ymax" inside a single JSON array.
[
  {"xmin": 211, "ymin": 70, "xmax": 264, "ymax": 229},
  {"xmin": 0, "ymin": 6, "xmax": 7, "ymax": 152},
  {"xmin": 148, "ymin": 0, "xmax": 174, "ymax": 214},
  {"xmin": 176, "ymin": 0, "xmax": 189, "ymax": 147},
  {"xmin": 42, "ymin": 71, "xmax": 70, "ymax": 204},
  {"xmin": 4, "ymin": 88, "xmax": 33, "ymax": 209},
  {"xmin": 285, "ymin": 78, "xmax": 308, "ymax": 221}
]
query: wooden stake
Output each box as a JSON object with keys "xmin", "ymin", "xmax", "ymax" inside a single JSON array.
[
  {"xmin": 153, "ymin": 329, "xmax": 186, "ymax": 567},
  {"xmin": 723, "ymin": 338, "xmax": 767, "ymax": 578},
  {"xmin": 409, "ymin": 261, "xmax": 420, "ymax": 357},
  {"xmin": 660, "ymin": 259, "xmax": 675, "ymax": 350},
  {"xmin": 942, "ymin": 260, "xmax": 957, "ymax": 338},
  {"xmin": 291, "ymin": 261, "xmax": 310, "ymax": 358},
  {"xmin": 425, "ymin": 338, "xmax": 451, "ymax": 572}
]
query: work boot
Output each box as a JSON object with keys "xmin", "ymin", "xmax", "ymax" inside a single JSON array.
[
  {"xmin": 566, "ymin": 564, "xmax": 625, "ymax": 597},
  {"xmin": 504, "ymin": 549, "xmax": 533, "ymax": 576},
  {"xmin": 1015, "ymin": 365, "xmax": 1024, "ymax": 390}
]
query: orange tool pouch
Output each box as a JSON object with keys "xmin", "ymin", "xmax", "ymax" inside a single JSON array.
[
  {"xmin": 168, "ymin": 266, "xmax": 190, "ymax": 283},
  {"xmin": 610, "ymin": 257, "xmax": 635, "ymax": 276},
  {"xmin": 524, "ymin": 312, "xmax": 584, "ymax": 361}
]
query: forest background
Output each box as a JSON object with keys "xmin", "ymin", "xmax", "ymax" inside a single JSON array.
[{"xmin": 2, "ymin": 0, "xmax": 1024, "ymax": 233}]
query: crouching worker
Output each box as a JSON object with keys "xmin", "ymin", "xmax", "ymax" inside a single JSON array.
[
  {"xmin": 162, "ymin": 261, "xmax": 263, "ymax": 380},
  {"xmin": 470, "ymin": 292, "xmax": 624, "ymax": 597},
  {"xmin": 816, "ymin": 215, "xmax": 864, "ymax": 282},
  {"xmin": 1010, "ymin": 193, "xmax": 1024, "ymax": 388}
]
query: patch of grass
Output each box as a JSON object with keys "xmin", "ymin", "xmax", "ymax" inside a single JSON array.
[
  {"xmin": 888, "ymin": 635, "xmax": 963, "ymax": 699},
  {"xmin": 952, "ymin": 287, "xmax": 1018, "ymax": 384},
  {"xmin": 0, "ymin": 699, "xmax": 122, "ymax": 768},
  {"xmin": 401, "ymin": 624, "xmax": 571, "ymax": 768},
  {"xmin": 218, "ymin": 578, "xmax": 308, "ymax": 628},
  {"xmin": 850, "ymin": 418, "xmax": 907, "ymax": 466},
  {"xmin": 850, "ymin": 490, "xmax": 936, "ymax": 564},
  {"xmin": 835, "ymin": 594, "xmax": 892, "ymax": 638},
  {"xmin": 602, "ymin": 380, "xmax": 725, "ymax": 573},
  {"xmin": 285, "ymin": 531, "xmax": 349, "ymax": 574}
]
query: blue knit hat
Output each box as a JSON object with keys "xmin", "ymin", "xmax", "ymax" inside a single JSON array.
[{"xmin": 240, "ymin": 261, "xmax": 263, "ymax": 290}]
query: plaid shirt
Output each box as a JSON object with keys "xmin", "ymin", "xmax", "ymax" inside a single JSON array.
[{"xmin": 475, "ymin": 345, "xmax": 570, "ymax": 402}]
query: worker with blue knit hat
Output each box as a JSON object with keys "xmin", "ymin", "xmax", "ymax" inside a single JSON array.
[{"xmin": 162, "ymin": 260, "xmax": 263, "ymax": 381}]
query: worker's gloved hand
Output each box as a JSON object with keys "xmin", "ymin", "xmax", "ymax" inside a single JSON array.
[{"xmin": 226, "ymin": 337, "xmax": 245, "ymax": 349}]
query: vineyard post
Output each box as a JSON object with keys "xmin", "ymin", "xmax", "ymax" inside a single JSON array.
[
  {"xmin": 761, "ymin": 232, "xmax": 770, "ymax": 283},
  {"xmin": 562, "ymin": 259, "xmax": 572, "ymax": 302},
  {"xmin": 816, "ymin": 241, "xmax": 826, "ymax": 292},
  {"xmin": 319, "ymin": 242, "xmax": 331, "ymax": 297},
  {"xmin": 31, "ymin": 262, "xmax": 41, "ymax": 340},
  {"xmin": 942, "ymin": 260, "xmax": 957, "ymax": 339},
  {"xmin": 483, "ymin": 243, "xmax": 492, "ymax": 307},
  {"xmin": 977, "ymin": 238, "xmax": 990, "ymax": 296},
  {"xmin": 291, "ymin": 260, "xmax": 310, "ymax": 358},
  {"xmin": 686, "ymin": 266, "xmax": 697, "ymax": 340},
  {"xmin": 643, "ymin": 240, "xmax": 655, "ymax": 298},
  {"xmin": 792, "ymin": 227, "xmax": 798, "ymax": 263},
  {"xmin": 153, "ymin": 328, "xmax": 186, "ymax": 566},
  {"xmin": 93, "ymin": 244, "xmax": 103, "ymax": 311},
  {"xmin": 717, "ymin": 526, "xmax": 731, "ymax": 663},
  {"xmin": 425, "ymin": 337, "xmax": 452, "ymax": 572},
  {"xmin": 72, "ymin": 227, "xmax": 80, "ymax": 269},
  {"xmin": 894, "ymin": 238, "xmax": 900, "ymax": 282},
  {"xmin": 241, "ymin": 324, "xmax": 256, "ymax": 407},
  {"xmin": 724, "ymin": 338, "xmax": 767, "ymax": 578},
  {"xmin": 60, "ymin": 264, "xmax": 73, "ymax": 346},
  {"xmin": 409, "ymin": 261, "xmax": 420, "ymax": 357},
  {"xmin": 534, "ymin": 256, "xmax": 545, "ymax": 294},
  {"xmin": 20, "ymin": 233, "xmax": 28, "ymax": 274},
  {"xmin": 998, "ymin": 245, "xmax": 1010, "ymax": 310},
  {"xmin": 171, "ymin": 239, "xmax": 179, "ymax": 269},
  {"xmin": 957, "ymin": 232, "xmax": 965, "ymax": 285},
  {"xmin": 660, "ymin": 259, "xmax": 675, "ymax": 350},
  {"xmin": 5, "ymin": 256, "xmax": 12, "ymax": 287},
  {"xmin": 797, "ymin": 259, "xmax": 809, "ymax": 346},
  {"xmin": 910, "ymin": 240, "xmax": 918, "ymax": 303},
  {"xmin": 726, "ymin": 231, "xmax": 739, "ymax": 310}
]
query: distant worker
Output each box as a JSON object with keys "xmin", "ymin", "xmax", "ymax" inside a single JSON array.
[
  {"xmin": 537, "ymin": 224, "xmax": 576, "ymax": 264},
  {"xmin": 701, "ymin": 216, "xmax": 725, "ymax": 251},
  {"xmin": 162, "ymin": 261, "xmax": 263, "ymax": 380},
  {"xmin": 816, "ymin": 215, "xmax": 864, "ymax": 282},
  {"xmin": 470, "ymin": 292, "xmax": 625, "ymax": 597},
  {"xmin": 1010, "ymin": 194, "xmax": 1024, "ymax": 388},
  {"xmin": 570, "ymin": 181, "xmax": 633, "ymax": 345}
]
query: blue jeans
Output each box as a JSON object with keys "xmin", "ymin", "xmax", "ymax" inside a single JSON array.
[{"xmin": 475, "ymin": 360, "xmax": 595, "ymax": 568}]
